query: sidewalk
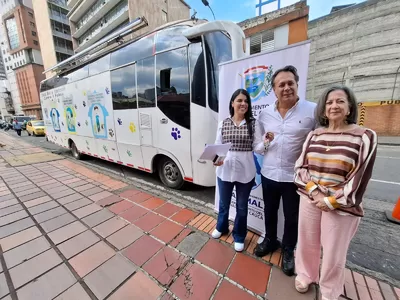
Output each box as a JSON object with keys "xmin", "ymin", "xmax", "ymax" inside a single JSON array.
[
  {"xmin": 0, "ymin": 132, "xmax": 399, "ymax": 300},
  {"xmin": 378, "ymin": 136, "xmax": 400, "ymax": 146}
]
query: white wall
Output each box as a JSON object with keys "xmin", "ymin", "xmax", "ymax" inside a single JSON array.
[{"xmin": 274, "ymin": 23, "xmax": 289, "ymax": 48}]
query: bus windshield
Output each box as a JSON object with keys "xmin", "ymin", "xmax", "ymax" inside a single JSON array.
[{"xmin": 205, "ymin": 31, "xmax": 232, "ymax": 113}]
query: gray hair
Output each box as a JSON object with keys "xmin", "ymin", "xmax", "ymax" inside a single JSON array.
[{"xmin": 316, "ymin": 85, "xmax": 358, "ymax": 127}]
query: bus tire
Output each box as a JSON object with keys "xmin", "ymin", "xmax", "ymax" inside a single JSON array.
[
  {"xmin": 158, "ymin": 157, "xmax": 184, "ymax": 189},
  {"xmin": 70, "ymin": 141, "xmax": 82, "ymax": 160}
]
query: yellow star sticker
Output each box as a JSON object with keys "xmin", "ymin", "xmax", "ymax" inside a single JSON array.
[
  {"xmin": 83, "ymin": 91, "xmax": 86, "ymax": 96},
  {"xmin": 129, "ymin": 122, "xmax": 136, "ymax": 133}
]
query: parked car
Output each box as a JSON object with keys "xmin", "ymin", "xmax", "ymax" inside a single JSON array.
[{"xmin": 26, "ymin": 120, "xmax": 45, "ymax": 136}]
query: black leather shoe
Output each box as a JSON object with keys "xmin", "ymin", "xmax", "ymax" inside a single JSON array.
[
  {"xmin": 254, "ymin": 238, "xmax": 279, "ymax": 257},
  {"xmin": 282, "ymin": 247, "xmax": 295, "ymax": 276}
]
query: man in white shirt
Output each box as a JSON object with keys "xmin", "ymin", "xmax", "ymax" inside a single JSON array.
[{"xmin": 253, "ymin": 65, "xmax": 316, "ymax": 276}]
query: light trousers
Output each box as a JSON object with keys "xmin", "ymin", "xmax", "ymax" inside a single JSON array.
[{"xmin": 295, "ymin": 196, "xmax": 360, "ymax": 300}]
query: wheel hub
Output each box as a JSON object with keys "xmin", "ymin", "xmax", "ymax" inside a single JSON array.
[{"xmin": 164, "ymin": 163, "xmax": 178, "ymax": 182}]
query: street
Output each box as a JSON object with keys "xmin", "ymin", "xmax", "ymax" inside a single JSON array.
[{"xmin": 5, "ymin": 130, "xmax": 400, "ymax": 286}]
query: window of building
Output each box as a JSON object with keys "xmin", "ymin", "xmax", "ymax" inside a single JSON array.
[
  {"xmin": 111, "ymin": 64, "xmax": 137, "ymax": 110},
  {"xmin": 162, "ymin": 10, "xmax": 167, "ymax": 22},
  {"xmin": 5, "ymin": 17, "xmax": 20, "ymax": 50},
  {"xmin": 6, "ymin": 66, "xmax": 9, "ymax": 70},
  {"xmin": 30, "ymin": 22, "xmax": 35, "ymax": 27},
  {"xmin": 156, "ymin": 47, "xmax": 190, "ymax": 129},
  {"xmin": 33, "ymin": 40, "xmax": 39, "ymax": 46},
  {"xmin": 250, "ymin": 29, "xmax": 274, "ymax": 55},
  {"xmin": 89, "ymin": 54, "xmax": 110, "ymax": 76},
  {"xmin": 32, "ymin": 31, "xmax": 37, "ymax": 36},
  {"xmin": 137, "ymin": 57, "xmax": 155, "ymax": 108},
  {"xmin": 28, "ymin": 12, "xmax": 34, "ymax": 18}
]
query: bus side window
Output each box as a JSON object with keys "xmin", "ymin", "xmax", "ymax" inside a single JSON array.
[
  {"xmin": 189, "ymin": 42, "xmax": 206, "ymax": 108},
  {"xmin": 89, "ymin": 54, "xmax": 110, "ymax": 76},
  {"xmin": 137, "ymin": 57, "xmax": 156, "ymax": 108},
  {"xmin": 156, "ymin": 47, "xmax": 190, "ymax": 130},
  {"xmin": 111, "ymin": 64, "xmax": 137, "ymax": 110}
]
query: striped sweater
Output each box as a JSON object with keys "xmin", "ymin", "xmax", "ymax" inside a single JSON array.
[{"xmin": 294, "ymin": 126, "xmax": 377, "ymax": 217}]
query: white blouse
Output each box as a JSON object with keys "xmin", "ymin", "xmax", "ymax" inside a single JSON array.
[{"xmin": 215, "ymin": 119, "xmax": 257, "ymax": 184}]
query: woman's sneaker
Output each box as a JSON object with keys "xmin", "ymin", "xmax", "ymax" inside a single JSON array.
[
  {"xmin": 211, "ymin": 229, "xmax": 222, "ymax": 239},
  {"xmin": 234, "ymin": 242, "xmax": 244, "ymax": 252}
]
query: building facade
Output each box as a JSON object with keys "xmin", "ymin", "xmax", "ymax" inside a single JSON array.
[
  {"xmin": 67, "ymin": 0, "xmax": 190, "ymax": 52},
  {"xmin": 1, "ymin": 2, "xmax": 45, "ymax": 118},
  {"xmin": 307, "ymin": 0, "xmax": 400, "ymax": 136},
  {"xmin": 238, "ymin": 1, "xmax": 309, "ymax": 55},
  {"xmin": 32, "ymin": 0, "xmax": 73, "ymax": 79}
]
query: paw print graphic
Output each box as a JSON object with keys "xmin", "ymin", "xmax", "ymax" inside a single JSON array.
[
  {"xmin": 85, "ymin": 120, "xmax": 88, "ymax": 126},
  {"xmin": 108, "ymin": 129, "xmax": 114, "ymax": 137},
  {"xmin": 78, "ymin": 122, "xmax": 81, "ymax": 127},
  {"xmin": 103, "ymin": 145, "xmax": 108, "ymax": 153},
  {"xmin": 105, "ymin": 87, "xmax": 110, "ymax": 95},
  {"xmin": 117, "ymin": 118, "xmax": 122, "ymax": 125},
  {"xmin": 61, "ymin": 121, "xmax": 64, "ymax": 126},
  {"xmin": 127, "ymin": 150, "xmax": 132, "ymax": 157},
  {"xmin": 129, "ymin": 122, "xmax": 136, "ymax": 133},
  {"xmin": 74, "ymin": 104, "xmax": 78, "ymax": 109},
  {"xmin": 171, "ymin": 128, "xmax": 181, "ymax": 140},
  {"xmin": 83, "ymin": 101, "xmax": 87, "ymax": 107}
]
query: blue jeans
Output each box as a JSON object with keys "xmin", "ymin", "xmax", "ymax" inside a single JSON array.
[{"xmin": 216, "ymin": 177, "xmax": 254, "ymax": 243}]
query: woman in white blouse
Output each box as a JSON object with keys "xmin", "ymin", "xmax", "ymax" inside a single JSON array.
[{"xmin": 211, "ymin": 89, "xmax": 271, "ymax": 252}]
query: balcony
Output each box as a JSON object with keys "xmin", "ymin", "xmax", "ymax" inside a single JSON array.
[
  {"xmin": 5, "ymin": 97, "xmax": 15, "ymax": 113},
  {"xmin": 52, "ymin": 29, "xmax": 72, "ymax": 41},
  {"xmin": 68, "ymin": 0, "xmax": 97, "ymax": 22},
  {"xmin": 48, "ymin": 0, "xmax": 68, "ymax": 9},
  {"xmin": 49, "ymin": 12, "xmax": 70, "ymax": 25},
  {"xmin": 75, "ymin": 9, "xmax": 128, "ymax": 52},
  {"xmin": 72, "ymin": 0, "xmax": 124, "ymax": 39},
  {"xmin": 55, "ymin": 46, "xmax": 74, "ymax": 55},
  {"xmin": 67, "ymin": 0, "xmax": 80, "ymax": 9}
]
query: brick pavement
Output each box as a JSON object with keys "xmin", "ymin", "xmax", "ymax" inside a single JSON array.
[{"xmin": 0, "ymin": 132, "xmax": 399, "ymax": 300}]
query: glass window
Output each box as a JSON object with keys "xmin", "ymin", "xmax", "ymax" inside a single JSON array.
[
  {"xmin": 32, "ymin": 31, "xmax": 36, "ymax": 36},
  {"xmin": 189, "ymin": 42, "xmax": 206, "ymax": 107},
  {"xmin": 155, "ymin": 26, "xmax": 189, "ymax": 53},
  {"xmin": 137, "ymin": 57, "xmax": 155, "ymax": 108},
  {"xmin": 33, "ymin": 40, "xmax": 39, "ymax": 45},
  {"xmin": 5, "ymin": 17, "xmax": 19, "ymax": 50},
  {"xmin": 67, "ymin": 65, "xmax": 89, "ymax": 82},
  {"xmin": 89, "ymin": 54, "xmax": 110, "ymax": 76},
  {"xmin": 156, "ymin": 47, "xmax": 190, "ymax": 129},
  {"xmin": 111, "ymin": 64, "xmax": 136, "ymax": 110},
  {"xmin": 110, "ymin": 34, "xmax": 154, "ymax": 69},
  {"xmin": 204, "ymin": 32, "xmax": 232, "ymax": 113}
]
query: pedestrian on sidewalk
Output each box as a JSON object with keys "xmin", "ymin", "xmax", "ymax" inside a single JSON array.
[
  {"xmin": 293, "ymin": 85, "xmax": 377, "ymax": 300},
  {"xmin": 211, "ymin": 89, "xmax": 257, "ymax": 252},
  {"xmin": 13, "ymin": 119, "xmax": 22, "ymax": 136},
  {"xmin": 253, "ymin": 65, "xmax": 316, "ymax": 277}
]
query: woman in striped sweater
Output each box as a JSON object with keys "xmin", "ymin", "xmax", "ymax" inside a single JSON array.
[{"xmin": 293, "ymin": 85, "xmax": 377, "ymax": 300}]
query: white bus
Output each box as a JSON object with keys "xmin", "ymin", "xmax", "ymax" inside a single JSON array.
[{"xmin": 40, "ymin": 17, "xmax": 245, "ymax": 189}]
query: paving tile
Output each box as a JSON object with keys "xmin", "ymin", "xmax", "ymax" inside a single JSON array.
[
  {"xmin": 89, "ymin": 190, "xmax": 113, "ymax": 202},
  {"xmin": 196, "ymin": 239, "xmax": 235, "ymax": 274},
  {"xmin": 58, "ymin": 230, "xmax": 100, "ymax": 259},
  {"xmin": 74, "ymin": 183, "xmax": 96, "ymax": 192},
  {"xmin": 141, "ymin": 197, "xmax": 166, "ymax": 210},
  {"xmin": 108, "ymin": 270, "xmax": 163, "ymax": 300},
  {"xmin": 28, "ymin": 201, "xmax": 59, "ymax": 215},
  {"xmin": 73, "ymin": 203, "xmax": 102, "ymax": 218},
  {"xmin": 0, "ymin": 198, "xmax": 18, "ymax": 209},
  {"xmin": 3, "ymin": 236, "xmax": 51, "ymax": 268},
  {"xmin": 24, "ymin": 196, "xmax": 53, "ymax": 208},
  {"xmin": 15, "ymin": 187, "xmax": 41, "ymax": 197},
  {"xmin": 170, "ymin": 208, "xmax": 198, "ymax": 225},
  {"xmin": 97, "ymin": 195, "xmax": 123, "ymax": 207},
  {"xmin": 51, "ymin": 188, "xmax": 76, "ymax": 199},
  {"xmin": 82, "ymin": 209, "xmax": 114, "ymax": 227},
  {"xmin": 81, "ymin": 187, "xmax": 104, "ymax": 197},
  {"xmin": 67, "ymin": 180, "xmax": 89, "ymax": 188},
  {"xmin": 133, "ymin": 212, "xmax": 165, "ymax": 232},
  {"xmin": 177, "ymin": 232, "xmax": 209, "ymax": 257},
  {"xmin": 214, "ymin": 280, "xmax": 257, "ymax": 300},
  {"xmin": 16, "ymin": 264, "xmax": 76, "ymax": 300},
  {"xmin": 151, "ymin": 219, "xmax": 184, "ymax": 243},
  {"xmin": 0, "ymin": 217, "xmax": 35, "ymax": 239},
  {"xmin": 155, "ymin": 202, "xmax": 182, "ymax": 218},
  {"xmin": 0, "ymin": 210, "xmax": 29, "ymax": 226},
  {"xmin": 170, "ymin": 262, "xmax": 220, "ymax": 300},
  {"xmin": 0, "ymin": 273, "xmax": 9, "ymax": 298},
  {"xmin": 44, "ymin": 184, "xmax": 70, "ymax": 194},
  {"xmin": 36, "ymin": 179, "xmax": 58, "ymax": 187},
  {"xmin": 63, "ymin": 177, "xmax": 81, "ymax": 184},
  {"xmin": 93, "ymin": 217, "xmax": 128, "ymax": 238},
  {"xmin": 123, "ymin": 235, "xmax": 163, "ymax": 266},
  {"xmin": 69, "ymin": 241, "xmax": 115, "ymax": 277},
  {"xmin": 127, "ymin": 192, "xmax": 154, "ymax": 203},
  {"xmin": 40, "ymin": 213, "xmax": 77, "ymax": 233},
  {"xmin": 0, "ymin": 203, "xmax": 24, "ymax": 217},
  {"xmin": 33, "ymin": 206, "xmax": 68, "ymax": 223},
  {"xmin": 0, "ymin": 194, "xmax": 16, "ymax": 202},
  {"xmin": 11, "ymin": 184, "xmax": 36, "ymax": 193},
  {"xmin": 119, "ymin": 204, "xmax": 149, "ymax": 222},
  {"xmin": 48, "ymin": 221, "xmax": 87, "ymax": 245},
  {"xmin": 266, "ymin": 267, "xmax": 315, "ymax": 299},
  {"xmin": 143, "ymin": 246, "xmax": 189, "ymax": 286},
  {"xmin": 0, "ymin": 226, "xmax": 42, "ymax": 252},
  {"xmin": 57, "ymin": 193, "xmax": 83, "ymax": 205},
  {"xmin": 19, "ymin": 191, "xmax": 47, "ymax": 202},
  {"xmin": 53, "ymin": 282, "xmax": 91, "ymax": 300},
  {"xmin": 106, "ymin": 224, "xmax": 143, "ymax": 250},
  {"xmin": 9, "ymin": 248, "xmax": 62, "ymax": 288},
  {"xmin": 365, "ymin": 276, "xmax": 384, "ymax": 300},
  {"xmin": 378, "ymin": 281, "xmax": 397, "ymax": 300},
  {"xmin": 108, "ymin": 200, "xmax": 134, "ymax": 214},
  {"xmin": 227, "ymin": 253, "xmax": 271, "ymax": 295},
  {"xmin": 84, "ymin": 254, "xmax": 137, "ymax": 300},
  {"xmin": 170, "ymin": 228, "xmax": 193, "ymax": 248},
  {"xmin": 64, "ymin": 198, "xmax": 92, "ymax": 211}
]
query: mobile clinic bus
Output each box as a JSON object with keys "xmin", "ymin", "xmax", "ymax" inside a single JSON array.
[{"xmin": 40, "ymin": 17, "xmax": 246, "ymax": 189}]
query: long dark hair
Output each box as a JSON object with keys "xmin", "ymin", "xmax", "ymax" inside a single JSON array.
[{"xmin": 229, "ymin": 89, "xmax": 254, "ymax": 138}]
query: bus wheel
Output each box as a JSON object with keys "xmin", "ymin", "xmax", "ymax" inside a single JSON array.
[
  {"xmin": 70, "ymin": 141, "xmax": 81, "ymax": 160},
  {"xmin": 158, "ymin": 157, "xmax": 184, "ymax": 189}
]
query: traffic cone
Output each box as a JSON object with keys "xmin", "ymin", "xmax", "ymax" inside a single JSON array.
[{"xmin": 386, "ymin": 197, "xmax": 400, "ymax": 225}]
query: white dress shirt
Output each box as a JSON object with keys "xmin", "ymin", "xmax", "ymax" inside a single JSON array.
[
  {"xmin": 215, "ymin": 119, "xmax": 256, "ymax": 184},
  {"xmin": 254, "ymin": 99, "xmax": 316, "ymax": 182}
]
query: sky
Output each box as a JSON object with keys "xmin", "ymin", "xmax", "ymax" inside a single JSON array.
[{"xmin": 184, "ymin": 0, "xmax": 366, "ymax": 23}]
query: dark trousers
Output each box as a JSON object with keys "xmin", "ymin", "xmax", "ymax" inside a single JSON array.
[
  {"xmin": 16, "ymin": 129, "xmax": 21, "ymax": 136},
  {"xmin": 261, "ymin": 175, "xmax": 300, "ymax": 249},
  {"xmin": 216, "ymin": 177, "xmax": 254, "ymax": 243}
]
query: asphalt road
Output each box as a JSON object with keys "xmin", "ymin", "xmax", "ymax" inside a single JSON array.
[{"xmin": 5, "ymin": 130, "xmax": 400, "ymax": 286}]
